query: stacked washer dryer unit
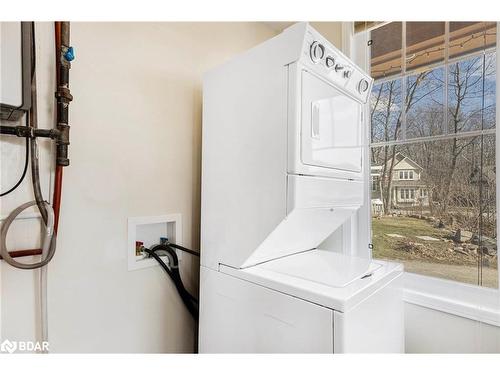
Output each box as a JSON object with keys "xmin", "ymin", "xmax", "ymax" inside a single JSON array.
[{"xmin": 200, "ymin": 23, "xmax": 404, "ymax": 353}]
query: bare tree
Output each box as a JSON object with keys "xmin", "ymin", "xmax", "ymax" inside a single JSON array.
[
  {"xmin": 440, "ymin": 57, "xmax": 484, "ymax": 213},
  {"xmin": 371, "ymin": 51, "xmax": 496, "ymax": 220},
  {"xmin": 371, "ymin": 71, "xmax": 431, "ymax": 213}
]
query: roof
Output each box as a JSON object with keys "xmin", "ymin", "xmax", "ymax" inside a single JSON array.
[{"xmin": 371, "ymin": 152, "xmax": 423, "ymax": 172}]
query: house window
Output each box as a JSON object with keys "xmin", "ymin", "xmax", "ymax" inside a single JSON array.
[
  {"xmin": 369, "ymin": 22, "xmax": 498, "ymax": 288},
  {"xmin": 400, "ymin": 188, "xmax": 411, "ymax": 199},
  {"xmin": 398, "ymin": 170, "xmax": 415, "ymax": 180}
]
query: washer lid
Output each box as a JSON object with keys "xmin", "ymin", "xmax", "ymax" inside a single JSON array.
[
  {"xmin": 256, "ymin": 249, "xmax": 379, "ymax": 288},
  {"xmin": 220, "ymin": 249, "xmax": 402, "ymax": 312}
]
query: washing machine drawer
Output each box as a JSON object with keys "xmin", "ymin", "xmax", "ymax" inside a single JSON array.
[{"xmin": 301, "ymin": 70, "xmax": 363, "ymax": 173}]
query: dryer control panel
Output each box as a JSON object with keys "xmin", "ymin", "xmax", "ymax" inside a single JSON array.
[{"xmin": 302, "ymin": 28, "xmax": 373, "ymax": 104}]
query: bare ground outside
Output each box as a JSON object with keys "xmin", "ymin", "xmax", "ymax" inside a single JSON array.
[{"xmin": 372, "ymin": 216, "xmax": 498, "ymax": 288}]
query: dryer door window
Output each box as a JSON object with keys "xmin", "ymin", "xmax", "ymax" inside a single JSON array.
[{"xmin": 301, "ymin": 70, "xmax": 363, "ymax": 173}]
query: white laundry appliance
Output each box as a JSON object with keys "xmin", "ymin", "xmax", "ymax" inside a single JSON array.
[{"xmin": 199, "ymin": 22, "xmax": 404, "ymax": 353}]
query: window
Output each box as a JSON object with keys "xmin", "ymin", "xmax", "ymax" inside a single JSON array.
[
  {"xmin": 398, "ymin": 170, "xmax": 415, "ymax": 180},
  {"xmin": 399, "ymin": 188, "xmax": 413, "ymax": 200},
  {"xmin": 369, "ymin": 22, "xmax": 498, "ymax": 288}
]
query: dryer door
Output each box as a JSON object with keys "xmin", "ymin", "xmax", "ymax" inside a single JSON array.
[{"xmin": 301, "ymin": 70, "xmax": 363, "ymax": 173}]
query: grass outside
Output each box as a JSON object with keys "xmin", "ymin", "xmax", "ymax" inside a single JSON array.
[{"xmin": 372, "ymin": 216, "xmax": 498, "ymax": 288}]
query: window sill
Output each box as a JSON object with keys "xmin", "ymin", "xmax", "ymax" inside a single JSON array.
[{"xmin": 403, "ymin": 272, "xmax": 500, "ymax": 327}]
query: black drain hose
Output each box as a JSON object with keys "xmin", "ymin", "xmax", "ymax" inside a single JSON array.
[{"xmin": 143, "ymin": 244, "xmax": 199, "ymax": 320}]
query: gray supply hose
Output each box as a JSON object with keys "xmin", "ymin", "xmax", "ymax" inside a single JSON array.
[
  {"xmin": 28, "ymin": 30, "xmax": 48, "ymax": 224},
  {"xmin": 0, "ymin": 201, "xmax": 56, "ymax": 269},
  {"xmin": 0, "ymin": 201, "xmax": 54, "ymax": 350}
]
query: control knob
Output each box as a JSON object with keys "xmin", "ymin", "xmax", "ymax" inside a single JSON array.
[
  {"xmin": 358, "ymin": 78, "xmax": 370, "ymax": 93},
  {"xmin": 310, "ymin": 41, "xmax": 325, "ymax": 63},
  {"xmin": 325, "ymin": 56, "xmax": 335, "ymax": 68}
]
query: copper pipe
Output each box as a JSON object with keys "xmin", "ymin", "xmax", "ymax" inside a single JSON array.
[
  {"xmin": 55, "ymin": 22, "xmax": 61, "ymax": 82},
  {"xmin": 53, "ymin": 166, "xmax": 63, "ymax": 233},
  {"xmin": 52, "ymin": 21, "xmax": 69, "ymax": 233},
  {"xmin": 0, "ymin": 249, "xmax": 43, "ymax": 259},
  {"xmin": 52, "ymin": 21, "xmax": 65, "ymax": 234}
]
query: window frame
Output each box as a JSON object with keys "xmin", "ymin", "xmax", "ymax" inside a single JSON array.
[
  {"xmin": 371, "ymin": 48, "xmax": 497, "ymax": 148},
  {"xmin": 351, "ymin": 21, "xmax": 500, "ymax": 325}
]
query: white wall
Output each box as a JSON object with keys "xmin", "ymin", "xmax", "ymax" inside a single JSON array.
[
  {"xmin": 1, "ymin": 22, "xmax": 277, "ymax": 353},
  {"xmin": 405, "ymin": 303, "xmax": 500, "ymax": 353}
]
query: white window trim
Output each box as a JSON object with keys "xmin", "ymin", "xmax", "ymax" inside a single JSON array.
[
  {"xmin": 404, "ymin": 272, "xmax": 500, "ymax": 327},
  {"xmin": 350, "ymin": 21, "xmax": 500, "ymax": 323}
]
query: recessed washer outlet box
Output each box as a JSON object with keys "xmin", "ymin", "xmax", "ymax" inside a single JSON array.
[{"xmin": 127, "ymin": 214, "xmax": 182, "ymax": 271}]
